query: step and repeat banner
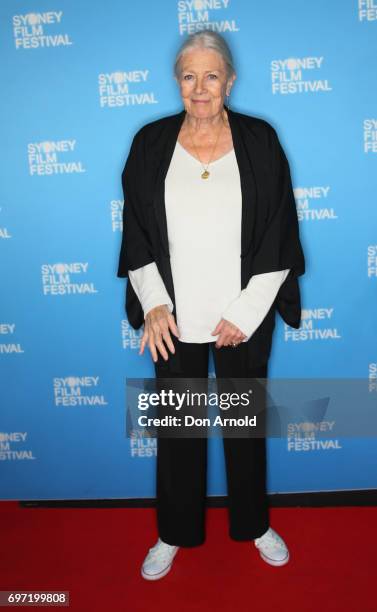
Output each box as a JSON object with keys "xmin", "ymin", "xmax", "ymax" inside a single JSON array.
[{"xmin": 1, "ymin": 0, "xmax": 376, "ymax": 500}]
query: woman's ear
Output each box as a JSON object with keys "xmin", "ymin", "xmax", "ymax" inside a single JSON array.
[{"xmin": 226, "ymin": 74, "xmax": 236, "ymax": 96}]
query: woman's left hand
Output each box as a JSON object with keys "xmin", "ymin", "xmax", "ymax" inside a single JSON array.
[{"xmin": 211, "ymin": 318, "xmax": 247, "ymax": 348}]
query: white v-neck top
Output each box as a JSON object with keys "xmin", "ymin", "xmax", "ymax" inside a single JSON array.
[
  {"xmin": 163, "ymin": 140, "xmax": 242, "ymax": 341},
  {"xmin": 128, "ymin": 140, "xmax": 290, "ymax": 343}
]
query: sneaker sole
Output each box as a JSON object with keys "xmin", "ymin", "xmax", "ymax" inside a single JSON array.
[
  {"xmin": 141, "ymin": 562, "xmax": 173, "ymax": 580},
  {"xmin": 259, "ymin": 550, "xmax": 290, "ymax": 566}
]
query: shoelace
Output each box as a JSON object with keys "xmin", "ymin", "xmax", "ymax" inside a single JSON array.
[
  {"xmin": 255, "ymin": 529, "xmax": 284, "ymax": 549},
  {"xmin": 147, "ymin": 542, "xmax": 176, "ymax": 560}
]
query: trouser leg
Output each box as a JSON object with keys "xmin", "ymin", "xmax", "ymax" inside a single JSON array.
[
  {"xmin": 154, "ymin": 339, "xmax": 209, "ymax": 547},
  {"xmin": 211, "ymin": 342, "xmax": 270, "ymax": 540}
]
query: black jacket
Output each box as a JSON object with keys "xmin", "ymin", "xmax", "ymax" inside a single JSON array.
[{"xmin": 117, "ymin": 106, "xmax": 305, "ymax": 368}]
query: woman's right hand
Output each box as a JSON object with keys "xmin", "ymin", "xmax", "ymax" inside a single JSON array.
[{"xmin": 139, "ymin": 305, "xmax": 180, "ymax": 362}]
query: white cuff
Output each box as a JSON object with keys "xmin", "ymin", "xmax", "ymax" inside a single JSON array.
[
  {"xmin": 128, "ymin": 262, "xmax": 174, "ymax": 318},
  {"xmin": 222, "ymin": 269, "xmax": 290, "ymax": 341}
]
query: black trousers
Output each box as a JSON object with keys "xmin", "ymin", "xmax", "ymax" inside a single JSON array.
[{"xmin": 153, "ymin": 337, "xmax": 270, "ymax": 547}]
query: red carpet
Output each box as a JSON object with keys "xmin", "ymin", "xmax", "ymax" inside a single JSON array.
[{"xmin": 0, "ymin": 502, "xmax": 375, "ymax": 611}]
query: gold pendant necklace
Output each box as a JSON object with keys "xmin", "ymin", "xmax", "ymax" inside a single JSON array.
[{"xmin": 186, "ymin": 114, "xmax": 224, "ymax": 179}]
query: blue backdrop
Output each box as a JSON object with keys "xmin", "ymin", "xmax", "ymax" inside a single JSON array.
[{"xmin": 1, "ymin": 0, "xmax": 376, "ymax": 500}]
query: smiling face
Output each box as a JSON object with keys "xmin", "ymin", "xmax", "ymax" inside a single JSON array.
[{"xmin": 176, "ymin": 46, "xmax": 235, "ymax": 120}]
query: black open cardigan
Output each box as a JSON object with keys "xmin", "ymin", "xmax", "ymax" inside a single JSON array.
[{"xmin": 117, "ymin": 106, "xmax": 305, "ymax": 369}]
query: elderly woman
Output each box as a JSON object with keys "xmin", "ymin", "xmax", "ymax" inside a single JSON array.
[{"xmin": 117, "ymin": 31, "xmax": 305, "ymax": 580}]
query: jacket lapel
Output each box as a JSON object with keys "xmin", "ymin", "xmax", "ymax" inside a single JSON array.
[
  {"xmin": 153, "ymin": 110, "xmax": 186, "ymax": 257},
  {"xmin": 153, "ymin": 106, "xmax": 257, "ymax": 260},
  {"xmin": 227, "ymin": 107, "xmax": 257, "ymax": 259}
]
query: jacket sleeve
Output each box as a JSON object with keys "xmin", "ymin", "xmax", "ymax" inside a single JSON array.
[
  {"xmin": 250, "ymin": 126, "xmax": 305, "ymax": 329},
  {"xmin": 251, "ymin": 126, "xmax": 305, "ymax": 279},
  {"xmin": 117, "ymin": 129, "xmax": 155, "ymax": 278}
]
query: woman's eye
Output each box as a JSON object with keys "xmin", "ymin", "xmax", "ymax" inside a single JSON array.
[
  {"xmin": 183, "ymin": 74, "xmax": 193, "ymax": 80},
  {"xmin": 208, "ymin": 74, "xmax": 218, "ymax": 79}
]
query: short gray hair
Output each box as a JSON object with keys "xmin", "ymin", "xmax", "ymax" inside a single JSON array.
[{"xmin": 174, "ymin": 31, "xmax": 236, "ymax": 80}]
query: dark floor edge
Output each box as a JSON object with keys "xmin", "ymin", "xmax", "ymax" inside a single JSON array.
[{"xmin": 18, "ymin": 489, "xmax": 377, "ymax": 508}]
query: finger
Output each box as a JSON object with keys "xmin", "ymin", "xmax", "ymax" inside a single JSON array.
[
  {"xmin": 139, "ymin": 330, "xmax": 149, "ymax": 355},
  {"xmin": 228, "ymin": 332, "xmax": 243, "ymax": 345},
  {"xmin": 161, "ymin": 327, "xmax": 175, "ymax": 354},
  {"xmin": 149, "ymin": 338, "xmax": 159, "ymax": 363},
  {"xmin": 223, "ymin": 321, "xmax": 245, "ymax": 344},
  {"xmin": 147, "ymin": 324, "xmax": 162, "ymax": 363},
  {"xmin": 216, "ymin": 324, "xmax": 237, "ymax": 348},
  {"xmin": 211, "ymin": 319, "xmax": 224, "ymax": 335},
  {"xmin": 167, "ymin": 315, "xmax": 180, "ymax": 338},
  {"xmin": 150, "ymin": 325, "xmax": 169, "ymax": 361},
  {"xmin": 156, "ymin": 317, "xmax": 174, "ymax": 352},
  {"xmin": 229, "ymin": 330, "xmax": 243, "ymax": 342},
  {"xmin": 216, "ymin": 330, "xmax": 229, "ymax": 348},
  {"xmin": 229, "ymin": 334, "xmax": 244, "ymax": 346},
  {"xmin": 154, "ymin": 335, "xmax": 169, "ymax": 360}
]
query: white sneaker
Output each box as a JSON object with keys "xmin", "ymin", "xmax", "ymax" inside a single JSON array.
[
  {"xmin": 254, "ymin": 527, "xmax": 290, "ymax": 566},
  {"xmin": 141, "ymin": 538, "xmax": 179, "ymax": 580}
]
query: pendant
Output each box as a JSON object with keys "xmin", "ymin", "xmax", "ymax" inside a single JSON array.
[{"xmin": 201, "ymin": 170, "xmax": 210, "ymax": 179}]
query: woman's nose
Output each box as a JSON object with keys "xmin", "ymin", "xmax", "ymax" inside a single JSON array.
[{"xmin": 194, "ymin": 77, "xmax": 206, "ymax": 94}]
